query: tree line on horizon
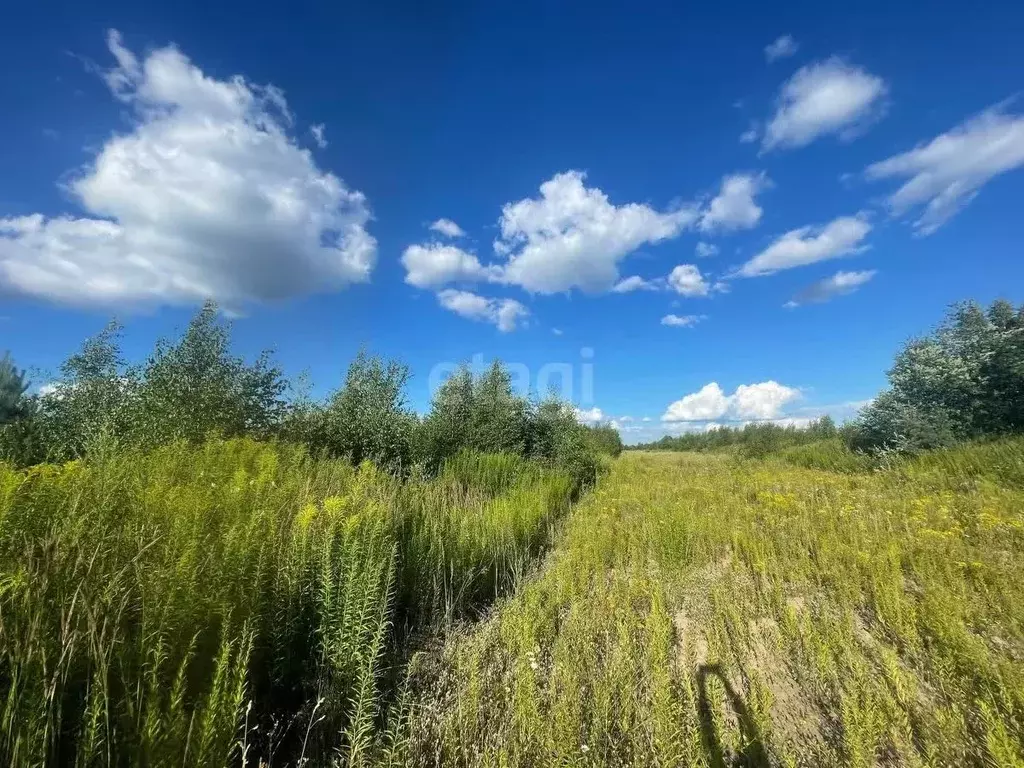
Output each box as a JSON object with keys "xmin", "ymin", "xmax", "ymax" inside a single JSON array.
[
  {"xmin": 632, "ymin": 298, "xmax": 1024, "ymax": 456},
  {"xmin": 0, "ymin": 302, "xmax": 622, "ymax": 483}
]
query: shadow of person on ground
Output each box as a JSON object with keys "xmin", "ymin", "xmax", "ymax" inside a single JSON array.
[{"xmin": 696, "ymin": 663, "xmax": 770, "ymax": 767}]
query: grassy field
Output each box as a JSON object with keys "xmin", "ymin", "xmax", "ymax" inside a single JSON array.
[
  {"xmin": 0, "ymin": 440, "xmax": 574, "ymax": 766},
  {"xmin": 402, "ymin": 442, "xmax": 1024, "ymax": 767},
  {"xmin": 3, "ymin": 438, "xmax": 1023, "ymax": 766}
]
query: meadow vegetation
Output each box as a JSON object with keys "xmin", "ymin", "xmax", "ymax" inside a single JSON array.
[
  {"xmin": 1, "ymin": 298, "xmax": 1022, "ymax": 766},
  {"xmin": 403, "ymin": 444, "xmax": 1024, "ymax": 766}
]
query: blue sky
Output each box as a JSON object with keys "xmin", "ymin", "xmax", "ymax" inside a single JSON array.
[{"xmin": 2, "ymin": 0, "xmax": 1023, "ymax": 442}]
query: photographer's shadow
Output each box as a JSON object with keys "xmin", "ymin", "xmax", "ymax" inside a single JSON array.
[{"xmin": 696, "ymin": 664, "xmax": 770, "ymax": 768}]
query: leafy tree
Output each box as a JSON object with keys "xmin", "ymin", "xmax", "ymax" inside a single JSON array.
[
  {"xmin": 584, "ymin": 423, "xmax": 624, "ymax": 457},
  {"xmin": 302, "ymin": 350, "xmax": 416, "ymax": 471},
  {"xmin": 978, "ymin": 300, "xmax": 1024, "ymax": 432},
  {"xmin": 133, "ymin": 302, "xmax": 287, "ymax": 444},
  {"xmin": 417, "ymin": 364, "xmax": 475, "ymax": 471},
  {"xmin": 0, "ymin": 352, "xmax": 29, "ymax": 425},
  {"xmin": 35, "ymin": 321, "xmax": 138, "ymax": 458},
  {"xmin": 469, "ymin": 361, "xmax": 530, "ymax": 455},
  {"xmin": 852, "ymin": 299, "xmax": 1024, "ymax": 452}
]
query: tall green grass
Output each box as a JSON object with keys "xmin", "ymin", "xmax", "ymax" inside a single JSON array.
[
  {"xmin": 401, "ymin": 439, "xmax": 1024, "ymax": 766},
  {"xmin": 0, "ymin": 438, "xmax": 576, "ymax": 766}
]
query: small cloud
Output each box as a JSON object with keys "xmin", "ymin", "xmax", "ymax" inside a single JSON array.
[
  {"xmin": 552, "ymin": 327, "xmax": 563, "ymax": 336},
  {"xmin": 786, "ymin": 269, "xmax": 877, "ymax": 306},
  {"xmin": 612, "ymin": 275, "xmax": 662, "ymax": 293},
  {"xmin": 699, "ymin": 173, "xmax": 769, "ymax": 232},
  {"xmin": 737, "ymin": 214, "xmax": 871, "ymax": 277},
  {"xmin": 761, "ymin": 57, "xmax": 888, "ymax": 151},
  {"xmin": 739, "ymin": 125, "xmax": 759, "ymax": 144},
  {"xmin": 667, "ymin": 264, "xmax": 711, "ymax": 296},
  {"xmin": 695, "ymin": 242, "xmax": 719, "ymax": 258},
  {"xmin": 436, "ymin": 289, "xmax": 528, "ymax": 332},
  {"xmin": 661, "ymin": 313, "xmax": 706, "ymax": 327},
  {"xmin": 764, "ymin": 34, "xmax": 799, "ymax": 62},
  {"xmin": 574, "ymin": 406, "xmax": 605, "ymax": 423},
  {"xmin": 310, "ymin": 123, "xmax": 327, "ymax": 148},
  {"xmin": 429, "ymin": 218, "xmax": 466, "ymax": 238},
  {"xmin": 42, "ymin": 128, "xmax": 60, "ymax": 140}
]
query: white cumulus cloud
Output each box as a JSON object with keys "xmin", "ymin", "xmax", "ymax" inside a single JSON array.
[
  {"xmin": 436, "ymin": 289, "xmax": 528, "ymax": 332},
  {"xmin": 574, "ymin": 406, "xmax": 605, "ymax": 423},
  {"xmin": 762, "ymin": 58, "xmax": 887, "ymax": 151},
  {"xmin": 731, "ymin": 381, "xmax": 802, "ymax": 419},
  {"xmin": 737, "ymin": 214, "xmax": 871, "ymax": 277},
  {"xmin": 401, "ymin": 243, "xmax": 497, "ymax": 289},
  {"xmin": 0, "ymin": 30, "xmax": 375, "ymax": 309},
  {"xmin": 495, "ymin": 171, "xmax": 699, "ymax": 294},
  {"xmin": 865, "ymin": 104, "xmax": 1024, "ymax": 234},
  {"xmin": 662, "ymin": 383, "xmax": 732, "ymax": 421},
  {"xmin": 662, "ymin": 381, "xmax": 801, "ymax": 422},
  {"xmin": 764, "ymin": 35, "xmax": 799, "ymax": 63},
  {"xmin": 667, "ymin": 264, "xmax": 711, "ymax": 296},
  {"xmin": 661, "ymin": 313, "xmax": 706, "ymax": 327},
  {"xmin": 699, "ymin": 173, "xmax": 768, "ymax": 232},
  {"xmin": 786, "ymin": 269, "xmax": 877, "ymax": 307},
  {"xmin": 429, "ymin": 218, "xmax": 466, "ymax": 238}
]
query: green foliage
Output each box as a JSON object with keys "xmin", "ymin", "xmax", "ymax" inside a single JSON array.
[
  {"xmin": 633, "ymin": 416, "xmax": 841, "ymax": 455},
  {"xmin": 0, "ymin": 352, "xmax": 29, "ymax": 425},
  {"xmin": 16, "ymin": 303, "xmax": 288, "ymax": 462},
  {"xmin": 288, "ymin": 350, "xmax": 416, "ymax": 472},
  {"xmin": 584, "ymin": 422, "xmax": 624, "ymax": 458},
  {"xmin": 0, "ymin": 437, "xmax": 577, "ymax": 765},
  {"xmin": 402, "ymin": 440, "xmax": 1024, "ymax": 766},
  {"xmin": 35, "ymin": 320, "xmax": 135, "ymax": 458},
  {"xmin": 132, "ymin": 301, "xmax": 288, "ymax": 444},
  {"xmin": 416, "ymin": 363, "xmax": 609, "ymax": 490},
  {"xmin": 854, "ymin": 299, "xmax": 1024, "ymax": 453}
]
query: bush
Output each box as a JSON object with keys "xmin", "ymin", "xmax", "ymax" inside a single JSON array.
[
  {"xmin": 852, "ymin": 299, "xmax": 1024, "ymax": 453},
  {"xmin": 287, "ymin": 351, "xmax": 417, "ymax": 472}
]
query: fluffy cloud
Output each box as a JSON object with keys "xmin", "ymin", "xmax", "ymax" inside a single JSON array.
[
  {"xmin": 495, "ymin": 171, "xmax": 699, "ymax": 293},
  {"xmin": 786, "ymin": 269, "xmax": 877, "ymax": 307},
  {"xmin": 762, "ymin": 58, "xmax": 887, "ymax": 151},
  {"xmin": 764, "ymin": 35, "xmax": 799, "ymax": 62},
  {"xmin": 695, "ymin": 242, "xmax": 719, "ymax": 258},
  {"xmin": 0, "ymin": 31, "xmax": 375, "ymax": 309},
  {"xmin": 661, "ymin": 313, "xmax": 706, "ymax": 327},
  {"xmin": 662, "ymin": 383, "xmax": 732, "ymax": 421},
  {"xmin": 436, "ymin": 289, "xmax": 528, "ymax": 332},
  {"xmin": 699, "ymin": 173, "xmax": 767, "ymax": 232},
  {"xmin": 612, "ymin": 275, "xmax": 661, "ymax": 293},
  {"xmin": 401, "ymin": 243, "xmax": 497, "ymax": 289},
  {"xmin": 865, "ymin": 104, "xmax": 1024, "ymax": 234},
  {"xmin": 731, "ymin": 381, "xmax": 801, "ymax": 419},
  {"xmin": 574, "ymin": 406, "xmax": 605, "ymax": 423},
  {"xmin": 737, "ymin": 214, "xmax": 871, "ymax": 277},
  {"xmin": 662, "ymin": 380, "xmax": 801, "ymax": 422},
  {"xmin": 667, "ymin": 264, "xmax": 710, "ymax": 296},
  {"xmin": 429, "ymin": 218, "xmax": 466, "ymax": 238}
]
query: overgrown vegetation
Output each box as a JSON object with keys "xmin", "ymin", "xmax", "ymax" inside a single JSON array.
[
  {"xmin": 0, "ymin": 301, "xmax": 614, "ymax": 486},
  {"xmin": 2, "ymin": 296, "xmax": 1022, "ymax": 766},
  {"xmin": 402, "ymin": 444, "xmax": 1024, "ymax": 766}
]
